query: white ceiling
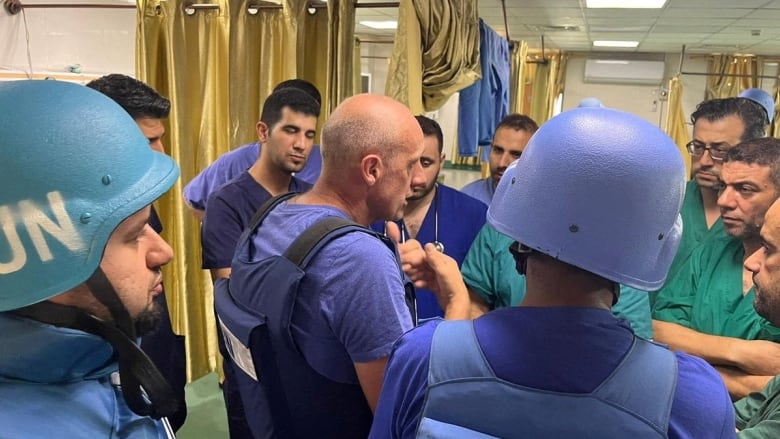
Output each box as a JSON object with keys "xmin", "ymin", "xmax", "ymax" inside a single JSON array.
[{"xmin": 355, "ymin": 0, "xmax": 780, "ymax": 56}]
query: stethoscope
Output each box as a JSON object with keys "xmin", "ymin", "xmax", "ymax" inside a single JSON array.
[{"xmin": 392, "ymin": 184, "xmax": 445, "ymax": 253}]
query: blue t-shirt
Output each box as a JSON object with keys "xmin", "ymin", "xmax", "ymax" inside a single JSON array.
[
  {"xmin": 200, "ymin": 171, "xmax": 311, "ymax": 269},
  {"xmin": 372, "ymin": 184, "xmax": 487, "ymax": 318},
  {"xmin": 460, "ymin": 177, "xmax": 496, "ymax": 206},
  {"xmin": 369, "ymin": 307, "xmax": 736, "ymax": 439},
  {"xmin": 249, "ymin": 201, "xmax": 414, "ymax": 380},
  {"xmin": 184, "ymin": 142, "xmax": 322, "ymax": 211}
]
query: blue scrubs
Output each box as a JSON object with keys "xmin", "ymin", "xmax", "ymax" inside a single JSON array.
[{"xmin": 373, "ymin": 184, "xmax": 487, "ymax": 318}]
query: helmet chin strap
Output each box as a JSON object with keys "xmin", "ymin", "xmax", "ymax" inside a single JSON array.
[
  {"xmin": 13, "ymin": 268, "xmax": 180, "ymax": 419},
  {"xmin": 611, "ymin": 281, "xmax": 620, "ymax": 306}
]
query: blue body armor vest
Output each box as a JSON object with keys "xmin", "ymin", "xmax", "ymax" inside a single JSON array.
[
  {"xmin": 417, "ymin": 320, "xmax": 678, "ymax": 438},
  {"xmin": 214, "ymin": 193, "xmax": 416, "ymax": 438}
]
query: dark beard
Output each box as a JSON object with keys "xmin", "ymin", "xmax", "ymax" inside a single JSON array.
[{"xmin": 134, "ymin": 300, "xmax": 162, "ymax": 337}]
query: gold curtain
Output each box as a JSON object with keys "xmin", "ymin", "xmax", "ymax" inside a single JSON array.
[
  {"xmin": 296, "ymin": 0, "xmax": 356, "ymax": 133},
  {"xmin": 137, "ymin": 0, "xmax": 357, "ymax": 382},
  {"xmin": 137, "ymin": 0, "xmax": 231, "ymax": 380},
  {"xmin": 523, "ymin": 51, "xmax": 568, "ymax": 125},
  {"xmin": 324, "ymin": 0, "xmax": 357, "ymax": 113},
  {"xmin": 229, "ymin": 0, "xmax": 299, "ymax": 148},
  {"xmin": 705, "ymin": 55, "xmax": 761, "ymax": 99},
  {"xmin": 297, "ymin": 4, "xmax": 328, "ymax": 140},
  {"xmin": 385, "ymin": 0, "xmax": 481, "ymax": 113},
  {"xmin": 508, "ymin": 40, "xmax": 528, "ymax": 114},
  {"xmin": 665, "ymin": 76, "xmax": 691, "ymax": 177}
]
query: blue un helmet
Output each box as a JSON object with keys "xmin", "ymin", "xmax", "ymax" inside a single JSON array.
[
  {"xmin": 487, "ymin": 107, "xmax": 685, "ymax": 291},
  {"xmin": 739, "ymin": 88, "xmax": 775, "ymax": 123},
  {"xmin": 578, "ymin": 97, "xmax": 604, "ymax": 108},
  {"xmin": 0, "ymin": 80, "xmax": 179, "ymax": 311}
]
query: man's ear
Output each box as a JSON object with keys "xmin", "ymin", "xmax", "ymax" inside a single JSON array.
[
  {"xmin": 361, "ymin": 154, "xmax": 382, "ymax": 185},
  {"xmin": 256, "ymin": 121, "xmax": 270, "ymax": 143}
]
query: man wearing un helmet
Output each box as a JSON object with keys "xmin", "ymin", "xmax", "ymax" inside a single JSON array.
[
  {"xmin": 370, "ymin": 107, "xmax": 735, "ymax": 438},
  {"xmin": 0, "ymin": 80, "xmax": 180, "ymax": 436}
]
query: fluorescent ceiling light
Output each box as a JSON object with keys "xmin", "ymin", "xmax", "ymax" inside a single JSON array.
[
  {"xmin": 359, "ymin": 21, "xmax": 398, "ymax": 30},
  {"xmin": 586, "ymin": 0, "xmax": 667, "ymax": 8},
  {"xmin": 593, "ymin": 40, "xmax": 639, "ymax": 48}
]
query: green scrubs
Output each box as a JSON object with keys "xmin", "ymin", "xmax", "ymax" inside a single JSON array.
[
  {"xmin": 461, "ymin": 224, "xmax": 653, "ymax": 339},
  {"xmin": 735, "ymin": 374, "xmax": 780, "ymax": 437},
  {"xmin": 653, "ymin": 233, "xmax": 780, "ymax": 341},
  {"xmin": 671, "ymin": 180, "xmax": 725, "ymax": 278},
  {"xmin": 649, "ymin": 180, "xmax": 725, "ymax": 307}
]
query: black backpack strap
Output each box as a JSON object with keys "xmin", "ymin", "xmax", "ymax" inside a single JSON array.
[
  {"xmin": 283, "ymin": 217, "xmax": 366, "ymax": 267},
  {"xmin": 282, "ymin": 217, "xmax": 418, "ymax": 325},
  {"xmin": 248, "ymin": 192, "xmax": 298, "ymax": 231}
]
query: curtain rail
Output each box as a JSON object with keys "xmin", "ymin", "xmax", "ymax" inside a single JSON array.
[
  {"xmin": 11, "ymin": 1, "xmax": 399, "ymax": 12},
  {"xmin": 13, "ymin": 3, "xmax": 135, "ymax": 9},
  {"xmin": 677, "ymin": 45, "xmax": 779, "ymax": 80}
]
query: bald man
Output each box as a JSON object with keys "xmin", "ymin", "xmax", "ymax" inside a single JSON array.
[{"xmin": 216, "ymin": 94, "xmax": 466, "ymax": 438}]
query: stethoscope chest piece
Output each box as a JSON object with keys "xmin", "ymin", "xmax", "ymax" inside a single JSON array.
[{"xmin": 433, "ymin": 241, "xmax": 445, "ymax": 253}]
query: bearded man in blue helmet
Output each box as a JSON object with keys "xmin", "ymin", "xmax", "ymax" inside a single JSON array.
[
  {"xmin": 0, "ymin": 80, "xmax": 181, "ymax": 437},
  {"xmin": 370, "ymin": 106, "xmax": 735, "ymax": 438}
]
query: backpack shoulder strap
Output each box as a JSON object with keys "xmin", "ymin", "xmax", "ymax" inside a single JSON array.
[
  {"xmin": 283, "ymin": 217, "xmax": 372, "ymax": 267},
  {"xmin": 247, "ymin": 192, "xmax": 297, "ymax": 231}
]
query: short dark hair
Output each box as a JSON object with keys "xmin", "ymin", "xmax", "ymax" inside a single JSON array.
[
  {"xmin": 725, "ymin": 137, "xmax": 780, "ymax": 189},
  {"xmin": 415, "ymin": 115, "xmax": 443, "ymax": 153},
  {"xmin": 273, "ymin": 79, "xmax": 321, "ymax": 107},
  {"xmin": 86, "ymin": 74, "xmax": 170, "ymax": 120},
  {"xmin": 495, "ymin": 113, "xmax": 539, "ymax": 135},
  {"xmin": 691, "ymin": 97, "xmax": 767, "ymax": 141},
  {"xmin": 260, "ymin": 88, "xmax": 320, "ymax": 128}
]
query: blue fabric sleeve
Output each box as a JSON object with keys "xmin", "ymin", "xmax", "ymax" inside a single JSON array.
[
  {"xmin": 369, "ymin": 320, "xmax": 440, "ymax": 439},
  {"xmin": 315, "ymin": 232, "xmax": 414, "ymax": 363},
  {"xmin": 183, "ymin": 143, "xmax": 258, "ymax": 210}
]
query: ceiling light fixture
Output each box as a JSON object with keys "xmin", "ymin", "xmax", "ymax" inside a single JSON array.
[
  {"xmin": 586, "ymin": 0, "xmax": 667, "ymax": 8},
  {"xmin": 593, "ymin": 40, "xmax": 640, "ymax": 48},
  {"xmin": 359, "ymin": 21, "xmax": 398, "ymax": 30}
]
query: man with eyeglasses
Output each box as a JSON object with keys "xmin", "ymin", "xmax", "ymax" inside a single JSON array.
[
  {"xmin": 671, "ymin": 97, "xmax": 770, "ymax": 285},
  {"xmin": 654, "ymin": 137, "xmax": 780, "ymax": 400}
]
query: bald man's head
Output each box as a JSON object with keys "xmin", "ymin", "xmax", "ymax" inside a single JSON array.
[
  {"xmin": 320, "ymin": 94, "xmax": 423, "ymax": 168},
  {"xmin": 319, "ymin": 94, "xmax": 426, "ymax": 222}
]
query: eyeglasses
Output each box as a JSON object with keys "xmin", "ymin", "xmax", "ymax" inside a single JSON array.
[{"xmin": 685, "ymin": 141, "xmax": 730, "ymax": 162}]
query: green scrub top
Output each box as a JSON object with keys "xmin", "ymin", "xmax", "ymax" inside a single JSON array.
[
  {"xmin": 672, "ymin": 180, "xmax": 725, "ymax": 278},
  {"xmin": 653, "ymin": 233, "xmax": 780, "ymax": 341},
  {"xmin": 735, "ymin": 374, "xmax": 780, "ymax": 437},
  {"xmin": 461, "ymin": 224, "xmax": 653, "ymax": 339},
  {"xmin": 649, "ymin": 180, "xmax": 725, "ymax": 307}
]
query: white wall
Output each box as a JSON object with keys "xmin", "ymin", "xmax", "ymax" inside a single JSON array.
[
  {"xmin": 0, "ymin": 6, "xmax": 135, "ymax": 79},
  {"xmin": 562, "ymin": 53, "xmax": 710, "ymax": 129}
]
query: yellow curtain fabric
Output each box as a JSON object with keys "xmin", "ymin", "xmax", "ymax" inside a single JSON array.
[
  {"xmin": 665, "ymin": 76, "xmax": 691, "ymax": 178},
  {"xmin": 137, "ymin": 0, "xmax": 357, "ymax": 382},
  {"xmin": 524, "ymin": 51, "xmax": 567, "ymax": 124},
  {"xmin": 297, "ymin": 3, "xmax": 329, "ymax": 140},
  {"xmin": 229, "ymin": 0, "xmax": 299, "ymax": 148},
  {"xmin": 705, "ymin": 55, "xmax": 760, "ymax": 99},
  {"xmin": 385, "ymin": 0, "xmax": 481, "ymax": 113},
  {"xmin": 324, "ymin": 0, "xmax": 357, "ymax": 114},
  {"xmin": 136, "ymin": 0, "xmax": 231, "ymax": 380},
  {"xmin": 509, "ymin": 40, "xmax": 528, "ymax": 114}
]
